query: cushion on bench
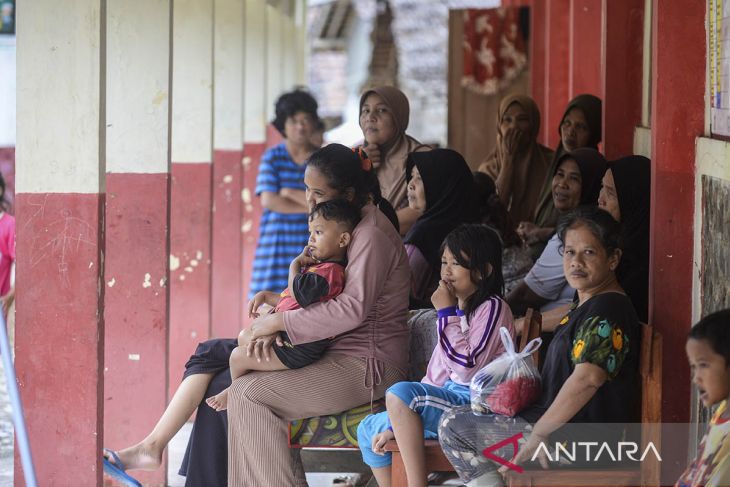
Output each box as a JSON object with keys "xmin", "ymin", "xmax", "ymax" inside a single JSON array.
[{"xmin": 288, "ymin": 399, "xmax": 386, "ymax": 448}]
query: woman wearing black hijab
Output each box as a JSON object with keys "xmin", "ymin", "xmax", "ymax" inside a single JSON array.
[
  {"xmin": 507, "ymin": 148, "xmax": 608, "ymax": 316},
  {"xmin": 404, "ymin": 149, "xmax": 478, "ymax": 307},
  {"xmin": 598, "ymin": 155, "xmax": 651, "ymax": 322},
  {"xmin": 518, "ymin": 94, "xmax": 603, "ymax": 252}
]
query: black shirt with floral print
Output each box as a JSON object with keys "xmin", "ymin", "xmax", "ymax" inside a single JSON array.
[{"xmin": 521, "ymin": 292, "xmax": 640, "ymax": 425}]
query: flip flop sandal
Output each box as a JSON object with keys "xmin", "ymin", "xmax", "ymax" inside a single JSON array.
[{"xmin": 102, "ymin": 449, "xmax": 142, "ymax": 487}]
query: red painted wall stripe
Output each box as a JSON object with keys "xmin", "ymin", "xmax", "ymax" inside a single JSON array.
[
  {"xmin": 212, "ymin": 150, "xmax": 243, "ymax": 338},
  {"xmin": 569, "ymin": 0, "xmax": 602, "ymax": 98},
  {"xmin": 103, "ymin": 173, "xmax": 170, "ymax": 486},
  {"xmin": 241, "ymin": 143, "xmax": 265, "ymax": 329},
  {"xmin": 530, "ymin": 0, "xmax": 548, "ymax": 146},
  {"xmin": 15, "ymin": 193, "xmax": 105, "ymax": 486},
  {"xmin": 545, "ymin": 0, "xmax": 571, "ymax": 148},
  {"xmin": 650, "ymin": 0, "xmax": 703, "ymax": 419},
  {"xmin": 169, "ymin": 163, "xmax": 212, "ymax": 398},
  {"xmin": 602, "ymin": 0, "xmax": 644, "ymax": 159}
]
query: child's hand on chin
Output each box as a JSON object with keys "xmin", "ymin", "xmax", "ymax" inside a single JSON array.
[
  {"xmin": 295, "ymin": 246, "xmax": 319, "ymax": 267},
  {"xmin": 431, "ymin": 280, "xmax": 457, "ymax": 310}
]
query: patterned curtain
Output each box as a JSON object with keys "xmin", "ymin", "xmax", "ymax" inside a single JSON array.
[{"xmin": 462, "ymin": 8, "xmax": 527, "ymax": 95}]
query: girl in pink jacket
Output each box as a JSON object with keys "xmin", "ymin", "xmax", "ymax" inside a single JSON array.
[{"xmin": 357, "ymin": 224, "xmax": 514, "ymax": 486}]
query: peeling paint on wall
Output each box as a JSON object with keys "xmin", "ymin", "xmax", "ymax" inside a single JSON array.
[
  {"xmin": 170, "ymin": 254, "xmax": 180, "ymax": 271},
  {"xmin": 143, "ymin": 273, "xmax": 152, "ymax": 288},
  {"xmin": 107, "ymin": 278, "xmax": 116, "ymax": 287}
]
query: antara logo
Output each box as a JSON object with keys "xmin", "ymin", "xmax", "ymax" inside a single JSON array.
[{"xmin": 483, "ymin": 433, "xmax": 662, "ymax": 473}]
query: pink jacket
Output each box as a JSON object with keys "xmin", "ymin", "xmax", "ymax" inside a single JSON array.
[
  {"xmin": 423, "ymin": 297, "xmax": 514, "ymax": 387},
  {"xmin": 283, "ymin": 204, "xmax": 411, "ymax": 378}
]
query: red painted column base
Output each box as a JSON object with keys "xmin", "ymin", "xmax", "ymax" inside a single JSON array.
[
  {"xmin": 169, "ymin": 163, "xmax": 212, "ymax": 399},
  {"xmin": 212, "ymin": 150, "xmax": 243, "ymax": 338},
  {"xmin": 15, "ymin": 193, "xmax": 105, "ymax": 486},
  {"xmin": 104, "ymin": 173, "xmax": 170, "ymax": 486}
]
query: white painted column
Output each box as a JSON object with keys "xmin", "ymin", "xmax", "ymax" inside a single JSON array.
[
  {"xmin": 214, "ymin": 0, "xmax": 244, "ymax": 153},
  {"xmin": 211, "ymin": 0, "xmax": 245, "ymax": 337},
  {"xmin": 104, "ymin": 1, "xmax": 172, "ymax": 485},
  {"xmin": 172, "ymin": 0, "xmax": 214, "ymax": 165},
  {"xmin": 266, "ymin": 3, "xmax": 284, "ymax": 121},
  {"xmin": 168, "ymin": 0, "xmax": 214, "ymax": 398},
  {"xmin": 295, "ymin": 0, "xmax": 307, "ymax": 85},
  {"xmin": 244, "ymin": 0, "xmax": 268, "ymax": 145},
  {"xmin": 15, "ymin": 0, "xmax": 105, "ymax": 483},
  {"xmin": 282, "ymin": 5, "xmax": 298, "ymax": 90}
]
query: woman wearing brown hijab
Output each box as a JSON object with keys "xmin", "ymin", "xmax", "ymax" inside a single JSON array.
[
  {"xmin": 359, "ymin": 86, "xmax": 430, "ymax": 235},
  {"xmin": 517, "ymin": 93, "xmax": 603, "ymax": 248},
  {"xmin": 478, "ymin": 94, "xmax": 554, "ymax": 223}
]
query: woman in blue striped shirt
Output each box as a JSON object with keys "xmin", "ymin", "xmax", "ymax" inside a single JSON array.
[{"xmin": 250, "ymin": 89, "xmax": 321, "ymax": 298}]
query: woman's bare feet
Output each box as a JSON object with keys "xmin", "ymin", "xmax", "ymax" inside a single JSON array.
[
  {"xmin": 105, "ymin": 442, "xmax": 162, "ymax": 471},
  {"xmin": 205, "ymin": 388, "xmax": 229, "ymax": 411}
]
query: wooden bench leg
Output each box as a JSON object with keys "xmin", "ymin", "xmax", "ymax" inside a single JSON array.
[{"xmin": 391, "ymin": 450, "xmax": 408, "ymax": 487}]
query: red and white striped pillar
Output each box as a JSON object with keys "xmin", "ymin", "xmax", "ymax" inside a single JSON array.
[
  {"xmin": 169, "ymin": 0, "xmax": 214, "ymax": 396},
  {"xmin": 211, "ymin": 0, "xmax": 245, "ymax": 338},
  {"xmin": 103, "ymin": 1, "xmax": 172, "ymax": 485},
  {"xmin": 15, "ymin": 1, "xmax": 106, "ymax": 483},
  {"xmin": 241, "ymin": 0, "xmax": 268, "ymax": 325}
]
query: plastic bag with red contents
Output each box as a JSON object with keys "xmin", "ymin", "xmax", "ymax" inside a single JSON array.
[{"xmin": 470, "ymin": 327, "xmax": 542, "ymax": 416}]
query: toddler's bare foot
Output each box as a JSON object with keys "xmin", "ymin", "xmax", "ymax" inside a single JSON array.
[
  {"xmin": 205, "ymin": 388, "xmax": 229, "ymax": 411},
  {"xmin": 105, "ymin": 442, "xmax": 162, "ymax": 471}
]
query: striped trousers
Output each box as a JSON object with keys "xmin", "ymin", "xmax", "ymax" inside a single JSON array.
[{"xmin": 227, "ymin": 353, "xmax": 405, "ymax": 486}]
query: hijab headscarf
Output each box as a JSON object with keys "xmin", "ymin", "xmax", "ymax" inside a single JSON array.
[
  {"xmin": 534, "ymin": 94, "xmax": 603, "ymax": 227},
  {"xmin": 556, "ymin": 148, "xmax": 608, "ymax": 206},
  {"xmin": 479, "ymin": 95, "xmax": 554, "ymax": 223},
  {"xmin": 610, "ymin": 155, "xmax": 651, "ymax": 322},
  {"xmin": 404, "ymin": 149, "xmax": 479, "ymax": 268},
  {"xmin": 359, "ymin": 86, "xmax": 427, "ymax": 210}
]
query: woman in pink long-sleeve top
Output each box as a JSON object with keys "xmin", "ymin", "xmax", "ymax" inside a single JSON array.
[{"xmin": 225, "ymin": 144, "xmax": 411, "ymax": 487}]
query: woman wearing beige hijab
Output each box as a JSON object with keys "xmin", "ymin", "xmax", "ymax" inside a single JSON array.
[
  {"xmin": 359, "ymin": 86, "xmax": 429, "ymax": 235},
  {"xmin": 478, "ymin": 94, "xmax": 553, "ymax": 224}
]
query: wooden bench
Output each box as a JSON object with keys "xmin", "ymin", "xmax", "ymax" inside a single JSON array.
[{"xmin": 385, "ymin": 312, "xmax": 662, "ymax": 487}]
